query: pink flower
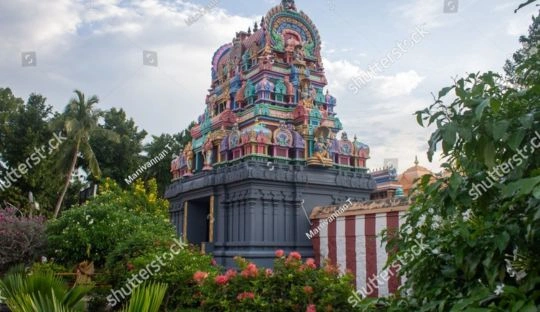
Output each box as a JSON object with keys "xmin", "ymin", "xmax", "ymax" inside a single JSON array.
[
  {"xmin": 275, "ymin": 249, "xmax": 285, "ymax": 258},
  {"xmin": 237, "ymin": 291, "xmax": 255, "ymax": 301},
  {"xmin": 289, "ymin": 251, "xmax": 302, "ymax": 260},
  {"xmin": 265, "ymin": 268, "xmax": 273, "ymax": 277},
  {"xmin": 214, "ymin": 275, "xmax": 229, "ymax": 286},
  {"xmin": 305, "ymin": 258, "xmax": 317, "ymax": 269},
  {"xmin": 241, "ymin": 263, "xmax": 258, "ymax": 278},
  {"xmin": 306, "ymin": 304, "xmax": 317, "ymax": 312},
  {"xmin": 193, "ymin": 271, "xmax": 209, "ymax": 284},
  {"xmin": 225, "ymin": 269, "xmax": 237, "ymax": 278},
  {"xmin": 303, "ymin": 286, "xmax": 313, "ymax": 294},
  {"xmin": 211, "ymin": 259, "xmax": 217, "ymax": 266}
]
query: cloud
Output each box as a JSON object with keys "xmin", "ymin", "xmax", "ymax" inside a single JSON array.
[
  {"xmin": 0, "ymin": 0, "xmax": 255, "ymax": 137},
  {"xmin": 321, "ymin": 57, "xmax": 439, "ymax": 172},
  {"xmin": 373, "ymin": 70, "xmax": 425, "ymax": 98}
]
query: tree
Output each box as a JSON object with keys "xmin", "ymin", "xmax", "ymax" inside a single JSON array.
[
  {"xmin": 0, "ymin": 91, "xmax": 62, "ymax": 214},
  {"xmin": 366, "ymin": 9, "xmax": 540, "ymax": 312},
  {"xmin": 90, "ymin": 108, "xmax": 147, "ymax": 185},
  {"xmin": 143, "ymin": 123, "xmax": 194, "ymax": 195},
  {"xmin": 53, "ymin": 90, "xmax": 117, "ymax": 218}
]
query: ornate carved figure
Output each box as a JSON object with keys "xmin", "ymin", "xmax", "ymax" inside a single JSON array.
[
  {"xmin": 183, "ymin": 141, "xmax": 194, "ymax": 175},
  {"xmin": 272, "ymin": 30, "xmax": 284, "ymax": 51},
  {"xmin": 304, "ymin": 39, "xmax": 315, "ymax": 58},
  {"xmin": 313, "ymin": 135, "xmax": 330, "ymax": 162},
  {"xmin": 203, "ymin": 136, "xmax": 214, "ymax": 171},
  {"xmin": 282, "ymin": 0, "xmax": 296, "ymax": 10}
]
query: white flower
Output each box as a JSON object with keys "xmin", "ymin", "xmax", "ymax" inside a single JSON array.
[
  {"xmin": 416, "ymin": 232, "xmax": 425, "ymax": 240},
  {"xmin": 431, "ymin": 215, "xmax": 443, "ymax": 229},
  {"xmin": 516, "ymin": 270, "xmax": 527, "ymax": 281},
  {"xmin": 41, "ymin": 256, "xmax": 47, "ymax": 263},
  {"xmin": 431, "ymin": 248, "xmax": 440, "ymax": 255},
  {"xmin": 89, "ymin": 219, "xmax": 94, "ymax": 225},
  {"xmin": 494, "ymin": 284, "xmax": 504, "ymax": 296},
  {"xmin": 462, "ymin": 209, "xmax": 472, "ymax": 221},
  {"xmin": 418, "ymin": 215, "xmax": 426, "ymax": 226}
]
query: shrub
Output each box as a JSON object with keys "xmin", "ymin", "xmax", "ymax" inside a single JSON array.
[
  {"xmin": 46, "ymin": 179, "xmax": 173, "ymax": 267},
  {"xmin": 194, "ymin": 251, "xmax": 355, "ymax": 311},
  {"xmin": 0, "ymin": 207, "xmax": 46, "ymax": 274},
  {"xmin": 106, "ymin": 238, "xmax": 219, "ymax": 310}
]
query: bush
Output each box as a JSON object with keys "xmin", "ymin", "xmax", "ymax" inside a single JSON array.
[
  {"xmin": 106, "ymin": 237, "xmax": 219, "ymax": 310},
  {"xmin": 0, "ymin": 207, "xmax": 46, "ymax": 274},
  {"xmin": 194, "ymin": 251, "xmax": 355, "ymax": 311},
  {"xmin": 46, "ymin": 179, "xmax": 173, "ymax": 267}
]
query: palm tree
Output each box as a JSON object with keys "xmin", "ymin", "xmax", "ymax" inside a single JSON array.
[{"xmin": 53, "ymin": 90, "xmax": 116, "ymax": 219}]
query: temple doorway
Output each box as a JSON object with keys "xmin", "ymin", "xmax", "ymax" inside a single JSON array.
[{"xmin": 186, "ymin": 197, "xmax": 211, "ymax": 246}]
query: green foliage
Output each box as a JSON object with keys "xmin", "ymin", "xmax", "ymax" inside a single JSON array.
[
  {"xmin": 0, "ymin": 89, "xmax": 66, "ymax": 214},
  {"xmin": 120, "ymin": 282, "xmax": 168, "ymax": 312},
  {"xmin": 143, "ymin": 123, "xmax": 194, "ymax": 195},
  {"xmin": 194, "ymin": 252, "xmax": 354, "ymax": 311},
  {"xmin": 91, "ymin": 108, "xmax": 147, "ymax": 186},
  {"xmin": 54, "ymin": 90, "xmax": 121, "ymax": 218},
  {"xmin": 0, "ymin": 269, "xmax": 92, "ymax": 312},
  {"xmin": 106, "ymin": 238, "xmax": 218, "ymax": 310},
  {"xmin": 46, "ymin": 178, "xmax": 173, "ymax": 267},
  {"xmin": 366, "ymin": 10, "xmax": 540, "ymax": 312}
]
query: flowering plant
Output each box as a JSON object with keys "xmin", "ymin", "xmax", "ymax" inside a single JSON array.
[{"xmin": 194, "ymin": 251, "xmax": 354, "ymax": 311}]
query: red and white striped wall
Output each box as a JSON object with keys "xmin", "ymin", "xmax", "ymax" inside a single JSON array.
[{"xmin": 310, "ymin": 201, "xmax": 409, "ymax": 297}]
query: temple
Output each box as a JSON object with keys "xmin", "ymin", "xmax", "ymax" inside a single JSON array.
[{"xmin": 166, "ymin": 0, "xmax": 375, "ymax": 267}]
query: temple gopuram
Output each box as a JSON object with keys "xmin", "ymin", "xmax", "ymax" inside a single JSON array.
[{"xmin": 166, "ymin": 0, "xmax": 376, "ymax": 267}]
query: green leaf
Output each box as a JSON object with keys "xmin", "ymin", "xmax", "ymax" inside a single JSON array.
[
  {"xmin": 519, "ymin": 113, "xmax": 534, "ymax": 129},
  {"xmin": 495, "ymin": 232, "xmax": 510, "ymax": 252},
  {"xmin": 438, "ymin": 86, "xmax": 454, "ymax": 99},
  {"xmin": 492, "ymin": 120, "xmax": 510, "ymax": 140},
  {"xmin": 483, "ymin": 141, "xmax": 496, "ymax": 168},
  {"xmin": 534, "ymin": 185, "xmax": 540, "ymax": 199},
  {"xmin": 475, "ymin": 99, "xmax": 490, "ymax": 120},
  {"xmin": 507, "ymin": 129, "xmax": 526, "ymax": 151},
  {"xmin": 502, "ymin": 176, "xmax": 540, "ymax": 197}
]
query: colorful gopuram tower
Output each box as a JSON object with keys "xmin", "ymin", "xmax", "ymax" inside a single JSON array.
[{"xmin": 166, "ymin": 0, "xmax": 376, "ymax": 267}]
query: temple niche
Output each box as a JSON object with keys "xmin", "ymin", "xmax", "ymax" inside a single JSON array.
[{"xmin": 166, "ymin": 0, "xmax": 375, "ymax": 268}]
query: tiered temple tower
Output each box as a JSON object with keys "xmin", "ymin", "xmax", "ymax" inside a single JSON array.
[{"xmin": 166, "ymin": 0, "xmax": 376, "ymax": 267}]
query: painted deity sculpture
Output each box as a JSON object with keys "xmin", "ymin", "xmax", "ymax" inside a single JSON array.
[
  {"xmin": 202, "ymin": 136, "xmax": 214, "ymax": 171},
  {"xmin": 183, "ymin": 141, "xmax": 194, "ymax": 176},
  {"xmin": 313, "ymin": 135, "xmax": 330, "ymax": 162}
]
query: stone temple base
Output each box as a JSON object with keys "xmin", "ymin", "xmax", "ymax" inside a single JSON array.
[{"xmin": 165, "ymin": 158, "xmax": 375, "ymax": 268}]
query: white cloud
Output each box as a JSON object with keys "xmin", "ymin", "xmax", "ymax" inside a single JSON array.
[{"xmin": 373, "ymin": 70, "xmax": 425, "ymax": 98}]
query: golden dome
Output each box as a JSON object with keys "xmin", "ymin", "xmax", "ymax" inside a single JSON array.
[{"xmin": 397, "ymin": 156, "xmax": 433, "ymax": 195}]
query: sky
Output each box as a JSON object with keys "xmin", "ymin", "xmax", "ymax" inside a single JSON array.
[{"xmin": 0, "ymin": 0, "xmax": 537, "ymax": 173}]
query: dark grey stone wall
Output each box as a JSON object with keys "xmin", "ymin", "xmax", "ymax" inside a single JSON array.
[{"xmin": 165, "ymin": 159, "xmax": 376, "ymax": 268}]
